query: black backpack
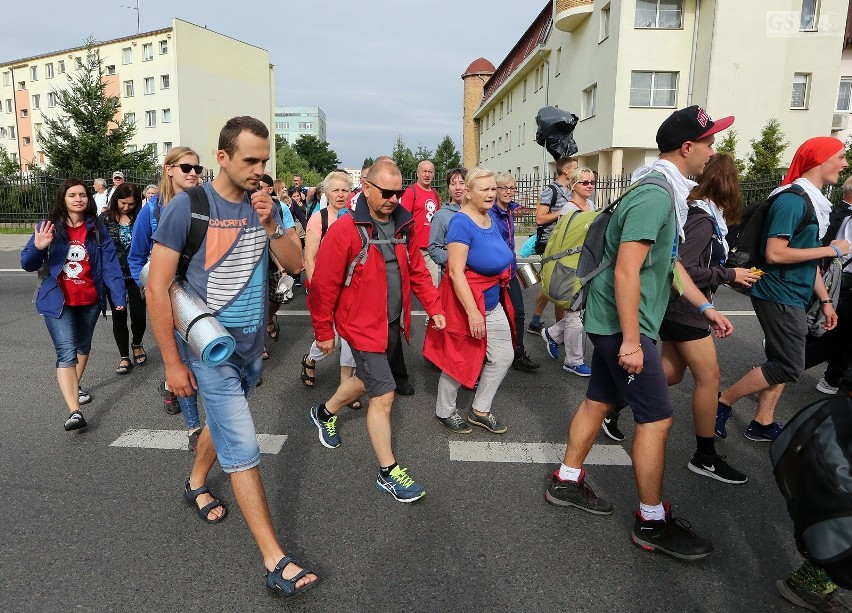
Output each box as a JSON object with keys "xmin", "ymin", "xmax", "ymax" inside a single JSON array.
[
  {"xmin": 725, "ymin": 184, "xmax": 814, "ymax": 270},
  {"xmin": 770, "ymin": 387, "xmax": 852, "ymax": 588},
  {"xmin": 534, "ymin": 183, "xmax": 561, "ymax": 255},
  {"xmin": 176, "ymin": 186, "xmax": 211, "ymax": 279}
]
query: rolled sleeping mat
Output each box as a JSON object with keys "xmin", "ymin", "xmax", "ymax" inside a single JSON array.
[{"xmin": 138, "ymin": 262, "xmax": 235, "ymax": 367}]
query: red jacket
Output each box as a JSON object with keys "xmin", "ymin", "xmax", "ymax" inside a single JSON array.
[
  {"xmin": 308, "ymin": 204, "xmax": 442, "ymax": 352},
  {"xmin": 423, "ymin": 267, "xmax": 515, "ymax": 388}
]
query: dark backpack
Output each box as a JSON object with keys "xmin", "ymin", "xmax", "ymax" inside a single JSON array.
[
  {"xmin": 725, "ymin": 184, "xmax": 814, "ymax": 270},
  {"xmin": 176, "ymin": 186, "xmax": 211, "ymax": 279},
  {"xmin": 571, "ymin": 175, "xmax": 675, "ymax": 311},
  {"xmin": 343, "ymin": 215, "xmax": 408, "ymax": 287},
  {"xmin": 534, "ymin": 184, "xmax": 560, "ymax": 255},
  {"xmin": 770, "ymin": 387, "xmax": 852, "ymax": 588}
]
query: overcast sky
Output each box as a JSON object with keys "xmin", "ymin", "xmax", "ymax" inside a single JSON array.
[{"xmin": 0, "ymin": 0, "xmax": 544, "ymax": 166}]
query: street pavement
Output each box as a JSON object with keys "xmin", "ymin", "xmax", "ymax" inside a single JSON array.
[{"xmin": 0, "ymin": 232, "xmax": 846, "ymax": 612}]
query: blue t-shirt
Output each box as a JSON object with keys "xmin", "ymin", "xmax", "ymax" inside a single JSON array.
[
  {"xmin": 278, "ymin": 201, "xmax": 295, "ymax": 229},
  {"xmin": 153, "ymin": 183, "xmax": 281, "ymax": 364},
  {"xmin": 446, "ymin": 212, "xmax": 514, "ymax": 311}
]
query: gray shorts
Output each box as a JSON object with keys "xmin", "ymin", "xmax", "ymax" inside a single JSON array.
[
  {"xmin": 751, "ymin": 296, "xmax": 807, "ymax": 385},
  {"xmin": 350, "ymin": 321, "xmax": 401, "ymax": 398}
]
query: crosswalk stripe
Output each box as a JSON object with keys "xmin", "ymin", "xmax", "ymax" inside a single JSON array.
[
  {"xmin": 448, "ymin": 441, "xmax": 632, "ymax": 465},
  {"xmin": 109, "ymin": 428, "xmax": 287, "ymax": 454}
]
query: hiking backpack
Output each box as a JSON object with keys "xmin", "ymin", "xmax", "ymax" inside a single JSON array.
[
  {"xmin": 534, "ymin": 183, "xmax": 561, "ymax": 255},
  {"xmin": 343, "ymin": 216, "xmax": 408, "ymax": 287},
  {"xmin": 724, "ymin": 183, "xmax": 814, "ymax": 271},
  {"xmin": 540, "ymin": 175, "xmax": 674, "ymax": 312},
  {"xmin": 770, "ymin": 387, "xmax": 852, "ymax": 588},
  {"xmin": 177, "ymin": 186, "xmax": 210, "ymax": 279},
  {"xmin": 806, "ymin": 203, "xmax": 852, "ymax": 337}
]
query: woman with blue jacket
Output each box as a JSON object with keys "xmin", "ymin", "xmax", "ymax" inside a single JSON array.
[{"xmin": 21, "ymin": 178, "xmax": 126, "ymax": 431}]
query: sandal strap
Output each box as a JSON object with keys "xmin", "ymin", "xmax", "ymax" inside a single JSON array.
[
  {"xmin": 131, "ymin": 343, "xmax": 144, "ymax": 349},
  {"xmin": 198, "ymin": 498, "xmax": 224, "ymax": 516},
  {"xmin": 185, "ymin": 480, "xmax": 211, "ymax": 500},
  {"xmin": 273, "ymin": 556, "xmax": 294, "ymax": 573}
]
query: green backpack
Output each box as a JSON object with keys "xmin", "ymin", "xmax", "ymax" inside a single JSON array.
[{"xmin": 539, "ymin": 208, "xmax": 601, "ymax": 310}]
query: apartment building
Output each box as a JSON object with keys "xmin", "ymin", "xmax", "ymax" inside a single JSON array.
[
  {"xmin": 274, "ymin": 106, "xmax": 327, "ymax": 144},
  {"xmin": 0, "ymin": 18, "xmax": 275, "ymax": 173},
  {"xmin": 465, "ymin": 0, "xmax": 848, "ymax": 177}
]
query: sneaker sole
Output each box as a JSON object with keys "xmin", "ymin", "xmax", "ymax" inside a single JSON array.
[
  {"xmin": 541, "ymin": 330, "xmax": 559, "ymax": 360},
  {"xmin": 64, "ymin": 420, "xmax": 87, "ymax": 432},
  {"xmin": 687, "ymin": 461, "xmax": 748, "ymax": 484},
  {"xmin": 544, "ymin": 491, "xmax": 613, "ymax": 515},
  {"xmin": 435, "ymin": 416, "xmax": 473, "ymax": 434},
  {"xmin": 563, "ymin": 367, "xmax": 591, "ymax": 377},
  {"xmin": 308, "ymin": 410, "xmax": 340, "ymax": 449},
  {"xmin": 467, "ymin": 417, "xmax": 507, "ymax": 434},
  {"xmin": 743, "ymin": 431, "xmax": 776, "ymax": 442},
  {"xmin": 630, "ymin": 533, "xmax": 713, "ymax": 560},
  {"xmin": 375, "ymin": 482, "xmax": 425, "ymax": 503},
  {"xmin": 511, "ymin": 363, "xmax": 540, "ymax": 372},
  {"xmin": 601, "ymin": 424, "xmax": 625, "ymax": 442},
  {"xmin": 816, "ymin": 383, "xmax": 838, "ymax": 395},
  {"xmin": 775, "ymin": 579, "xmax": 829, "ymax": 612}
]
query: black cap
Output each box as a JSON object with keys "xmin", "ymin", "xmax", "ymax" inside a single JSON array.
[{"xmin": 656, "ymin": 105, "xmax": 735, "ymax": 153}]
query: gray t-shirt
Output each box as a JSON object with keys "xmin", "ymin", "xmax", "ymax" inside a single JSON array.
[
  {"xmin": 538, "ymin": 181, "xmax": 571, "ymax": 244},
  {"xmin": 372, "ymin": 218, "xmax": 402, "ymax": 323}
]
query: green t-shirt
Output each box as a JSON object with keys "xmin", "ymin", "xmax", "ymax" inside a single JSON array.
[
  {"xmin": 583, "ymin": 174, "xmax": 677, "ymax": 338},
  {"xmin": 749, "ymin": 192, "xmax": 819, "ymax": 308}
]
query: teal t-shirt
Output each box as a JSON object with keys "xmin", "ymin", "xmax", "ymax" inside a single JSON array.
[
  {"xmin": 584, "ymin": 174, "xmax": 677, "ymax": 338},
  {"xmin": 750, "ymin": 192, "xmax": 819, "ymax": 308}
]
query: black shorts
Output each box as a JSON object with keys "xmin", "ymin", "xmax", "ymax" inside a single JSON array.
[
  {"xmin": 585, "ymin": 333, "xmax": 673, "ymax": 424},
  {"xmin": 658, "ymin": 318, "xmax": 710, "ymax": 343}
]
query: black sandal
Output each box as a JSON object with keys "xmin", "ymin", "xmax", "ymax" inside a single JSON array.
[
  {"xmin": 184, "ymin": 478, "xmax": 228, "ymax": 524},
  {"xmin": 349, "ymin": 399, "xmax": 363, "ymax": 411},
  {"xmin": 131, "ymin": 343, "xmax": 147, "ymax": 365},
  {"xmin": 116, "ymin": 357, "xmax": 133, "ymax": 375},
  {"xmin": 300, "ymin": 354, "xmax": 315, "ymax": 388},
  {"xmin": 265, "ymin": 555, "xmax": 320, "ymax": 597},
  {"xmin": 267, "ymin": 316, "xmax": 280, "ymax": 342},
  {"xmin": 262, "ymin": 346, "xmax": 270, "ymax": 361}
]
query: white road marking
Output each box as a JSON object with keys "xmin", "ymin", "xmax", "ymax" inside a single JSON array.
[
  {"xmin": 109, "ymin": 428, "xmax": 287, "ymax": 454},
  {"xmin": 449, "ymin": 441, "xmax": 632, "ymax": 465}
]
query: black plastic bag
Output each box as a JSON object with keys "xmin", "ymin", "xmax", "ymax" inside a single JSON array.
[{"xmin": 535, "ymin": 106, "xmax": 579, "ymax": 160}]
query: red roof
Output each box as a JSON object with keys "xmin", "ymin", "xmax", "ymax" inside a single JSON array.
[
  {"xmin": 481, "ymin": 1, "xmax": 553, "ymax": 106},
  {"xmin": 462, "ymin": 57, "xmax": 496, "ymax": 77}
]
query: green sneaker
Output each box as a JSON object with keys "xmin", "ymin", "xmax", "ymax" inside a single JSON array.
[{"xmin": 376, "ymin": 465, "xmax": 425, "ymax": 502}]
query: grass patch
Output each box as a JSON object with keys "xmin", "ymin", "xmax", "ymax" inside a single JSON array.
[{"xmin": 0, "ymin": 227, "xmax": 33, "ymax": 235}]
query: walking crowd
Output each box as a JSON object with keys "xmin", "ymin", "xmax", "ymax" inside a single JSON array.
[{"xmin": 19, "ymin": 109, "xmax": 852, "ymax": 609}]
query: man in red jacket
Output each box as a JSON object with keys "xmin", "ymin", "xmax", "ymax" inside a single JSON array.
[{"xmin": 307, "ymin": 159, "xmax": 446, "ymax": 502}]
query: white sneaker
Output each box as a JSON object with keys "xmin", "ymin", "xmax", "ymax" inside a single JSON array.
[{"xmin": 816, "ymin": 377, "xmax": 839, "ymax": 395}]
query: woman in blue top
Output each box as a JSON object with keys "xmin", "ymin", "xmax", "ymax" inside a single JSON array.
[
  {"xmin": 98, "ymin": 182, "xmax": 148, "ymax": 375},
  {"xmin": 21, "ymin": 179, "xmax": 126, "ymax": 431},
  {"xmin": 434, "ymin": 167, "xmax": 516, "ymax": 434}
]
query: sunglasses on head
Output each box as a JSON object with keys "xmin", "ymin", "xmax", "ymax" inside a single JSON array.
[
  {"xmin": 366, "ymin": 181, "xmax": 405, "ymax": 200},
  {"xmin": 172, "ymin": 163, "xmax": 204, "ymax": 174}
]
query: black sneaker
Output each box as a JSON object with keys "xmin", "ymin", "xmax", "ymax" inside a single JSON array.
[
  {"xmin": 512, "ymin": 353, "xmax": 541, "ymax": 372},
  {"xmin": 601, "ymin": 408, "xmax": 625, "ymax": 442},
  {"xmin": 158, "ymin": 381, "xmax": 182, "ymax": 415},
  {"xmin": 544, "ymin": 469, "xmax": 613, "ymax": 515},
  {"xmin": 776, "ymin": 578, "xmax": 851, "ymax": 612},
  {"xmin": 687, "ymin": 452, "xmax": 748, "ymax": 484},
  {"xmin": 631, "ymin": 502, "xmax": 713, "ymax": 560},
  {"xmin": 526, "ymin": 321, "xmax": 544, "ymax": 335},
  {"xmin": 395, "ymin": 379, "xmax": 415, "ymax": 396},
  {"xmin": 188, "ymin": 428, "xmax": 202, "ymax": 452},
  {"xmin": 64, "ymin": 410, "xmax": 87, "ymax": 431},
  {"xmin": 436, "ymin": 412, "xmax": 473, "ymax": 434}
]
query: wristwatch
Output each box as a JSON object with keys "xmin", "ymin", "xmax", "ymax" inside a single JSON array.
[{"xmin": 267, "ymin": 224, "xmax": 285, "ymax": 240}]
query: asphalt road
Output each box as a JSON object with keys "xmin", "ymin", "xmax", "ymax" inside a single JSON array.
[{"xmin": 0, "ymin": 233, "xmax": 846, "ymax": 612}]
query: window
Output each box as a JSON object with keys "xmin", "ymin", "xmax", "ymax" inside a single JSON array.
[
  {"xmin": 106, "ymin": 65, "xmax": 116, "ymax": 75},
  {"xmin": 508, "ymin": 92, "xmax": 513, "ymax": 113},
  {"xmin": 30, "ymin": 66, "xmax": 38, "ymax": 81},
  {"xmin": 160, "ymin": 74, "xmax": 170, "ymax": 89},
  {"xmin": 143, "ymin": 43, "xmax": 153, "ymax": 61},
  {"xmin": 791, "ymin": 73, "xmax": 810, "ymax": 109},
  {"xmin": 629, "ymin": 71, "xmax": 678, "ymax": 107},
  {"xmin": 0, "ymin": 128, "xmax": 5, "ymax": 138},
  {"xmin": 635, "ymin": 0, "xmax": 683, "ymax": 29},
  {"xmin": 20, "ymin": 109, "xmax": 27, "ymax": 118},
  {"xmin": 5, "ymin": 99, "xmax": 11, "ymax": 113},
  {"xmin": 144, "ymin": 77, "xmax": 155, "ymax": 95},
  {"xmin": 162, "ymin": 108, "xmax": 171, "ymax": 123},
  {"xmin": 57, "ymin": 60, "xmax": 65, "ymax": 73},
  {"xmin": 8, "ymin": 126, "xmax": 15, "ymax": 139},
  {"xmin": 74, "ymin": 57, "xmax": 83, "ymax": 70},
  {"xmin": 600, "ymin": 4, "xmax": 611, "ymax": 41},
  {"xmin": 276, "ymin": 122, "xmax": 285, "ymax": 130},
  {"xmin": 555, "ymin": 48, "xmax": 562, "ymax": 77},
  {"xmin": 498, "ymin": 137, "xmax": 502, "ymax": 155},
  {"xmin": 122, "ymin": 47, "xmax": 132, "ymax": 65},
  {"xmin": 1, "ymin": 71, "xmax": 8, "ymax": 86},
  {"xmin": 499, "ymin": 101, "xmax": 504, "ymax": 120},
  {"xmin": 32, "ymin": 94, "xmax": 40, "ymax": 109},
  {"xmin": 582, "ymin": 84, "xmax": 597, "ymax": 119},
  {"xmin": 23, "ymin": 136, "xmax": 30, "ymax": 145},
  {"xmin": 523, "ymin": 78, "xmax": 527, "ymax": 101},
  {"xmin": 125, "ymin": 112, "xmax": 136, "ymax": 126},
  {"xmin": 162, "ymin": 142, "xmax": 172, "ymax": 154},
  {"xmin": 801, "ymin": 0, "xmax": 819, "ymax": 30},
  {"xmin": 34, "ymin": 122, "xmax": 42, "ymax": 136},
  {"xmin": 17, "ymin": 81, "xmax": 25, "ymax": 91},
  {"xmin": 298, "ymin": 122, "xmax": 313, "ymax": 129},
  {"xmin": 837, "ymin": 78, "xmax": 852, "ymax": 111},
  {"xmin": 47, "ymin": 92, "xmax": 58, "ymax": 107},
  {"xmin": 159, "ymin": 39, "xmax": 168, "ymax": 54},
  {"xmin": 145, "ymin": 110, "xmax": 156, "ymax": 127},
  {"xmin": 127, "ymin": 144, "xmax": 137, "ymax": 153},
  {"xmin": 124, "ymin": 80, "xmax": 134, "ymax": 97},
  {"xmin": 45, "ymin": 63, "xmax": 54, "ymax": 79}
]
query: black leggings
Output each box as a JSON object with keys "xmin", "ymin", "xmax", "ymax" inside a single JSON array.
[{"xmin": 109, "ymin": 279, "xmax": 146, "ymax": 357}]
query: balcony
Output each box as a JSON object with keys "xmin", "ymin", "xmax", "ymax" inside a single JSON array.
[{"xmin": 554, "ymin": 0, "xmax": 593, "ymax": 32}]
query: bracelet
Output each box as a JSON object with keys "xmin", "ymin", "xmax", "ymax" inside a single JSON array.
[
  {"xmin": 832, "ymin": 245, "xmax": 842, "ymax": 258},
  {"xmin": 820, "ymin": 299, "xmax": 833, "ymax": 305},
  {"xmin": 617, "ymin": 346, "xmax": 643, "ymax": 357},
  {"xmin": 698, "ymin": 302, "xmax": 715, "ymax": 314}
]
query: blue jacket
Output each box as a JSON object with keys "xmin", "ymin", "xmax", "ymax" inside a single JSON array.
[
  {"xmin": 21, "ymin": 216, "xmax": 127, "ymax": 318},
  {"xmin": 128, "ymin": 195, "xmax": 163, "ymax": 284}
]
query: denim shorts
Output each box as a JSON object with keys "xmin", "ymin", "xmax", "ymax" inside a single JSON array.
[
  {"xmin": 43, "ymin": 304, "xmax": 101, "ymax": 368},
  {"xmin": 187, "ymin": 356, "xmax": 262, "ymax": 473}
]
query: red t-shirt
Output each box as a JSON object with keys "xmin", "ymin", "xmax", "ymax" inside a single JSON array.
[
  {"xmin": 347, "ymin": 189, "xmax": 361, "ymax": 211},
  {"xmin": 60, "ymin": 223, "xmax": 97, "ymax": 306},
  {"xmin": 400, "ymin": 183, "xmax": 441, "ymax": 249}
]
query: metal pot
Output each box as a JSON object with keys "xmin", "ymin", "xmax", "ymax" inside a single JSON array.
[{"xmin": 516, "ymin": 262, "xmax": 541, "ymax": 289}]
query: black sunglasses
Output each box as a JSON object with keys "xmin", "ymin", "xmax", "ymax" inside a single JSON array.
[
  {"xmin": 366, "ymin": 181, "xmax": 405, "ymax": 200},
  {"xmin": 172, "ymin": 163, "xmax": 204, "ymax": 174}
]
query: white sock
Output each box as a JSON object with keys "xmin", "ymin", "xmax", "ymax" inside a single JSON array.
[
  {"xmin": 557, "ymin": 464, "xmax": 582, "ymax": 482},
  {"xmin": 639, "ymin": 502, "xmax": 665, "ymax": 521}
]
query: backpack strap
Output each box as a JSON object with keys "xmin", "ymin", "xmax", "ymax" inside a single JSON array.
[
  {"xmin": 177, "ymin": 186, "xmax": 210, "ymax": 279},
  {"xmin": 320, "ymin": 208, "xmax": 329, "ymax": 240},
  {"xmin": 785, "ymin": 184, "xmax": 816, "ymax": 238},
  {"xmin": 540, "ymin": 210, "xmax": 583, "ymax": 264},
  {"xmin": 344, "ymin": 222, "xmax": 408, "ymax": 287}
]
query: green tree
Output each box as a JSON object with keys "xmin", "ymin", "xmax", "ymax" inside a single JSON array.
[
  {"xmin": 745, "ymin": 118, "xmax": 789, "ymax": 180},
  {"xmin": 414, "ymin": 144, "xmax": 433, "ymax": 162},
  {"xmin": 0, "ymin": 145, "xmax": 20, "ymax": 180},
  {"xmin": 714, "ymin": 129, "xmax": 746, "ymax": 177},
  {"xmin": 362, "ymin": 157, "xmax": 374, "ymax": 168},
  {"xmin": 433, "ymin": 135, "xmax": 461, "ymax": 180},
  {"xmin": 294, "ymin": 134, "xmax": 341, "ymax": 175},
  {"xmin": 391, "ymin": 136, "xmax": 418, "ymax": 178},
  {"xmin": 275, "ymin": 138, "xmax": 322, "ymax": 186},
  {"xmin": 38, "ymin": 38, "xmax": 156, "ymax": 175}
]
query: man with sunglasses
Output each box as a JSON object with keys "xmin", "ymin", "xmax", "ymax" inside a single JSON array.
[{"xmin": 307, "ymin": 159, "xmax": 445, "ymax": 502}]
